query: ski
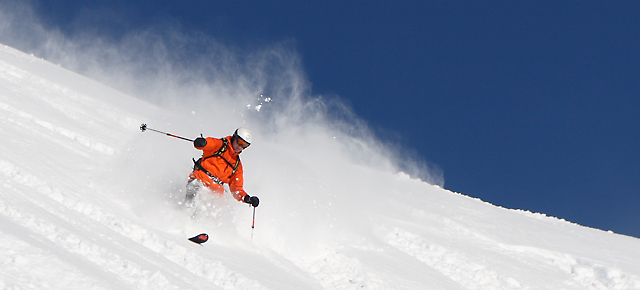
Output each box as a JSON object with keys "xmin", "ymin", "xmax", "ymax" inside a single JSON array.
[{"xmin": 188, "ymin": 233, "xmax": 209, "ymax": 244}]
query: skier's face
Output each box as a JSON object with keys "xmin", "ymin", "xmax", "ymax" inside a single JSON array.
[{"xmin": 232, "ymin": 138, "xmax": 248, "ymax": 153}]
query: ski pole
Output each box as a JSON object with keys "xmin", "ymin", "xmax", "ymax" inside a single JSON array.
[
  {"xmin": 140, "ymin": 124, "xmax": 194, "ymax": 142},
  {"xmin": 251, "ymin": 207, "xmax": 256, "ymax": 240},
  {"xmin": 252, "ymin": 207, "xmax": 256, "ymax": 229}
]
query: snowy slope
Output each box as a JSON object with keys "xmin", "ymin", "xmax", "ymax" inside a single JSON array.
[{"xmin": 1, "ymin": 44, "xmax": 640, "ymax": 290}]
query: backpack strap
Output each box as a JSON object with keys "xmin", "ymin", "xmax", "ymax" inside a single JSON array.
[{"xmin": 196, "ymin": 138, "xmax": 241, "ymax": 175}]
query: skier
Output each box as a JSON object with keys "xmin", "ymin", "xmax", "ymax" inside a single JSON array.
[{"xmin": 184, "ymin": 127, "xmax": 259, "ymax": 208}]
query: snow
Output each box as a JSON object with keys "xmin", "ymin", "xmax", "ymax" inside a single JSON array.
[{"xmin": 1, "ymin": 44, "xmax": 640, "ymax": 290}]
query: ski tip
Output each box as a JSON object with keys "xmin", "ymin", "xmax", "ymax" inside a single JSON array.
[{"xmin": 188, "ymin": 233, "xmax": 209, "ymax": 244}]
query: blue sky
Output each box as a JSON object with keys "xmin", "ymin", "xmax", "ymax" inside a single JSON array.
[{"xmin": 26, "ymin": 1, "xmax": 640, "ymax": 238}]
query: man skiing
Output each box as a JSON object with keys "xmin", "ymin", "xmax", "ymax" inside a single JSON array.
[{"xmin": 185, "ymin": 127, "xmax": 259, "ymax": 208}]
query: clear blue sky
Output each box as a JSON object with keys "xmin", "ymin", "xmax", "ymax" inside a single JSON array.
[{"xmin": 30, "ymin": 1, "xmax": 640, "ymax": 238}]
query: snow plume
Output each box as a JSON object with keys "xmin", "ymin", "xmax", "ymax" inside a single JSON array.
[
  {"xmin": 0, "ymin": 0, "xmax": 444, "ymax": 187},
  {"xmin": 0, "ymin": 0, "xmax": 446, "ymax": 257}
]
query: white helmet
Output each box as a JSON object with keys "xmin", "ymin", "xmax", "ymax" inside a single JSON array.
[{"xmin": 233, "ymin": 127, "xmax": 252, "ymax": 144}]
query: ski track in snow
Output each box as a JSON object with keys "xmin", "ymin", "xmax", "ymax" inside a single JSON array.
[
  {"xmin": 0, "ymin": 45, "xmax": 639, "ymax": 289},
  {"xmin": 0, "ymin": 58, "xmax": 140, "ymax": 156},
  {"xmin": 385, "ymin": 225, "xmax": 640, "ymax": 290},
  {"xmin": 293, "ymin": 248, "xmax": 389, "ymax": 289},
  {"xmin": 386, "ymin": 227, "xmax": 526, "ymax": 290},
  {"xmin": 499, "ymin": 244, "xmax": 640, "ymax": 290},
  {"xmin": 0, "ymin": 100, "xmax": 114, "ymax": 157}
]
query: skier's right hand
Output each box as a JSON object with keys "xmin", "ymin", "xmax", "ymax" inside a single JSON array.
[{"xmin": 194, "ymin": 137, "xmax": 207, "ymax": 147}]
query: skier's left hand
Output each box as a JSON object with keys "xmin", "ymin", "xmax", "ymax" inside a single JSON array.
[{"xmin": 244, "ymin": 195, "xmax": 260, "ymax": 207}]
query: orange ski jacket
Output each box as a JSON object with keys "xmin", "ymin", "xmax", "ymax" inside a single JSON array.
[{"xmin": 190, "ymin": 136, "xmax": 248, "ymax": 201}]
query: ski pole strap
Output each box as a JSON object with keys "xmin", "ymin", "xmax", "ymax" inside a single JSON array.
[{"xmin": 192, "ymin": 158, "xmax": 224, "ymax": 186}]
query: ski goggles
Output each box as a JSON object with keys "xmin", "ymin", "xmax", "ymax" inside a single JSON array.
[{"xmin": 236, "ymin": 137, "xmax": 250, "ymax": 149}]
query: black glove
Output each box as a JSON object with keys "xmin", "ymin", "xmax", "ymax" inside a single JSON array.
[
  {"xmin": 243, "ymin": 195, "xmax": 259, "ymax": 207},
  {"xmin": 194, "ymin": 137, "xmax": 207, "ymax": 147}
]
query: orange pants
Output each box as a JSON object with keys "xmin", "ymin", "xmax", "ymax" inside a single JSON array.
[{"xmin": 188, "ymin": 172, "xmax": 224, "ymax": 196}]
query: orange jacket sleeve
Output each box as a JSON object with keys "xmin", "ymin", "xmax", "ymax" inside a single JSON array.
[
  {"xmin": 229, "ymin": 161, "xmax": 248, "ymax": 201},
  {"xmin": 194, "ymin": 137, "xmax": 222, "ymax": 151}
]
